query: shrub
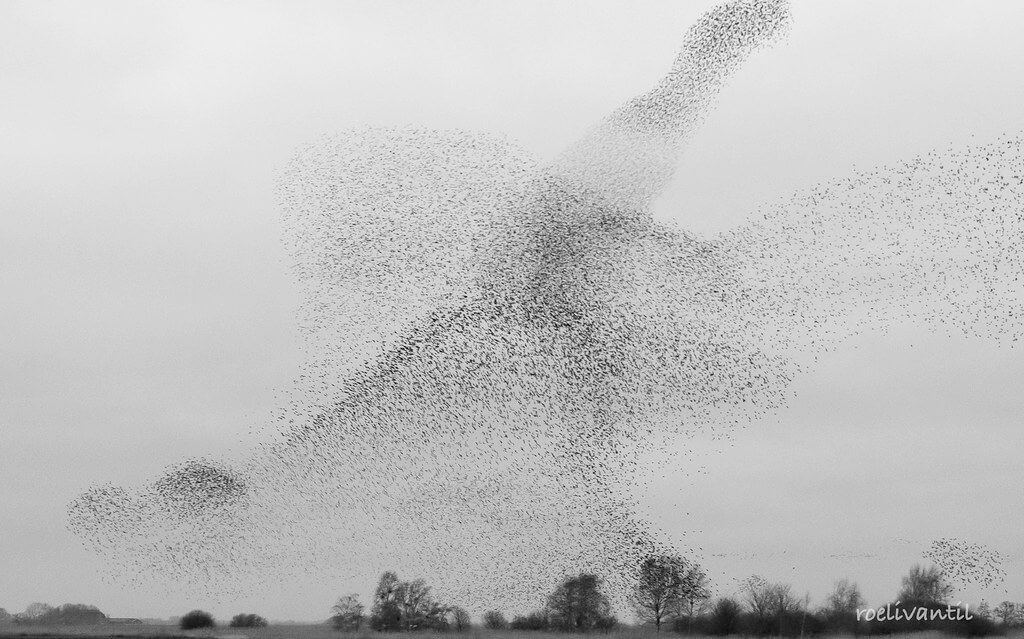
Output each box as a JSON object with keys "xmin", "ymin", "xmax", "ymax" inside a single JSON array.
[
  {"xmin": 229, "ymin": 613, "xmax": 268, "ymax": 628},
  {"xmin": 958, "ymin": 614, "xmax": 1000, "ymax": 637},
  {"xmin": 510, "ymin": 610, "xmax": 549, "ymax": 630},
  {"xmin": 483, "ymin": 610, "xmax": 508, "ymax": 630},
  {"xmin": 180, "ymin": 610, "xmax": 215, "ymax": 630},
  {"xmin": 673, "ymin": 614, "xmax": 711, "ymax": 634},
  {"xmin": 776, "ymin": 609, "xmax": 825, "ymax": 637}
]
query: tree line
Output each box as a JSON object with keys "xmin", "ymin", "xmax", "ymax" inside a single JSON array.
[
  {"xmin": 0, "ymin": 604, "xmax": 264, "ymax": 630},
  {"xmin": 4, "ymin": 556, "xmax": 1021, "ymax": 635},
  {"xmin": 327, "ymin": 557, "xmax": 1019, "ymax": 636},
  {"xmin": 0, "ymin": 603, "xmax": 108, "ymax": 625}
]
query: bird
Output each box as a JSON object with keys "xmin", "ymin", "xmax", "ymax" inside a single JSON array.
[{"xmin": 68, "ymin": 0, "xmax": 1023, "ymax": 615}]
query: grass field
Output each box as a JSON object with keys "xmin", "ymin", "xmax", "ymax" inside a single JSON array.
[{"xmin": 3, "ymin": 626, "xmax": 1023, "ymax": 639}]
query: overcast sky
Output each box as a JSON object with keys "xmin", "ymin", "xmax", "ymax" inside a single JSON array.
[{"xmin": 3, "ymin": 0, "xmax": 1024, "ymax": 622}]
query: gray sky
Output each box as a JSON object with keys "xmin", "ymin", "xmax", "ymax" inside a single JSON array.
[{"xmin": 2, "ymin": 0, "xmax": 1023, "ymax": 621}]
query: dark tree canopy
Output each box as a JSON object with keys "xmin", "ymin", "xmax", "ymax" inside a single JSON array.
[
  {"xmin": 229, "ymin": 613, "xmax": 268, "ymax": 628},
  {"xmin": 179, "ymin": 610, "xmax": 215, "ymax": 630},
  {"xmin": 709, "ymin": 598, "xmax": 742, "ymax": 636},
  {"xmin": 13, "ymin": 604, "xmax": 107, "ymax": 626}
]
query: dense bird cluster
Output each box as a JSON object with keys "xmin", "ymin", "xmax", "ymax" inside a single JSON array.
[
  {"xmin": 67, "ymin": 0, "xmax": 1022, "ymax": 614},
  {"xmin": 924, "ymin": 538, "xmax": 1007, "ymax": 592}
]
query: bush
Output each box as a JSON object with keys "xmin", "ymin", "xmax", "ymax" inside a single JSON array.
[
  {"xmin": 957, "ymin": 614, "xmax": 1001, "ymax": 637},
  {"xmin": 510, "ymin": 610, "xmax": 549, "ymax": 630},
  {"xmin": 483, "ymin": 611, "xmax": 508, "ymax": 630},
  {"xmin": 673, "ymin": 614, "xmax": 712, "ymax": 634},
  {"xmin": 180, "ymin": 610, "xmax": 215, "ymax": 630},
  {"xmin": 775, "ymin": 609, "xmax": 825, "ymax": 637},
  {"xmin": 229, "ymin": 613, "xmax": 268, "ymax": 628}
]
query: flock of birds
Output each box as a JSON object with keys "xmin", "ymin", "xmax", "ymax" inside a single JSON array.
[
  {"xmin": 67, "ymin": 0, "xmax": 1017, "ymax": 614},
  {"xmin": 924, "ymin": 538, "xmax": 1008, "ymax": 593}
]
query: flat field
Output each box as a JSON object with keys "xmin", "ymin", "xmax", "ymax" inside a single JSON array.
[{"xmin": 3, "ymin": 626, "xmax": 1022, "ymax": 639}]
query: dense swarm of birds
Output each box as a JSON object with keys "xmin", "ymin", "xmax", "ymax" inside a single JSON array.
[
  {"xmin": 67, "ymin": 0, "xmax": 1022, "ymax": 614},
  {"xmin": 925, "ymin": 538, "xmax": 1007, "ymax": 592}
]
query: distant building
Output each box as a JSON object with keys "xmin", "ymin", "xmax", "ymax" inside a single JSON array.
[{"xmin": 108, "ymin": 618, "xmax": 144, "ymax": 625}]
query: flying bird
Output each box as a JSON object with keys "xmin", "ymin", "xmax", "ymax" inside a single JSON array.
[{"xmin": 68, "ymin": 0, "xmax": 1023, "ymax": 614}]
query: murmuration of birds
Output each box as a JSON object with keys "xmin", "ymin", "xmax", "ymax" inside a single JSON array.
[{"xmin": 68, "ymin": 0, "xmax": 1020, "ymax": 614}]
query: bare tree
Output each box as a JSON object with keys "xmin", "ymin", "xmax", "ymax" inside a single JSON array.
[
  {"xmin": 633, "ymin": 554, "xmax": 686, "ymax": 632},
  {"xmin": 976, "ymin": 601, "xmax": 992, "ymax": 621},
  {"xmin": 771, "ymin": 583, "xmax": 801, "ymax": 617},
  {"xmin": 396, "ymin": 578, "xmax": 431, "ymax": 629},
  {"xmin": 994, "ymin": 601, "xmax": 1018, "ymax": 626},
  {"xmin": 332, "ymin": 594, "xmax": 364, "ymax": 631},
  {"xmin": 898, "ymin": 564, "xmax": 953, "ymax": 604},
  {"xmin": 680, "ymin": 563, "xmax": 712, "ymax": 633},
  {"xmin": 449, "ymin": 607, "xmax": 471, "ymax": 632},
  {"xmin": 395, "ymin": 578, "xmax": 450, "ymax": 630},
  {"xmin": 741, "ymin": 575, "xmax": 801, "ymax": 635},
  {"xmin": 821, "ymin": 579, "xmax": 863, "ymax": 621},
  {"xmin": 741, "ymin": 576, "xmax": 775, "ymax": 626},
  {"xmin": 23, "ymin": 603, "xmax": 53, "ymax": 620},
  {"xmin": 797, "ymin": 592, "xmax": 812, "ymax": 639}
]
